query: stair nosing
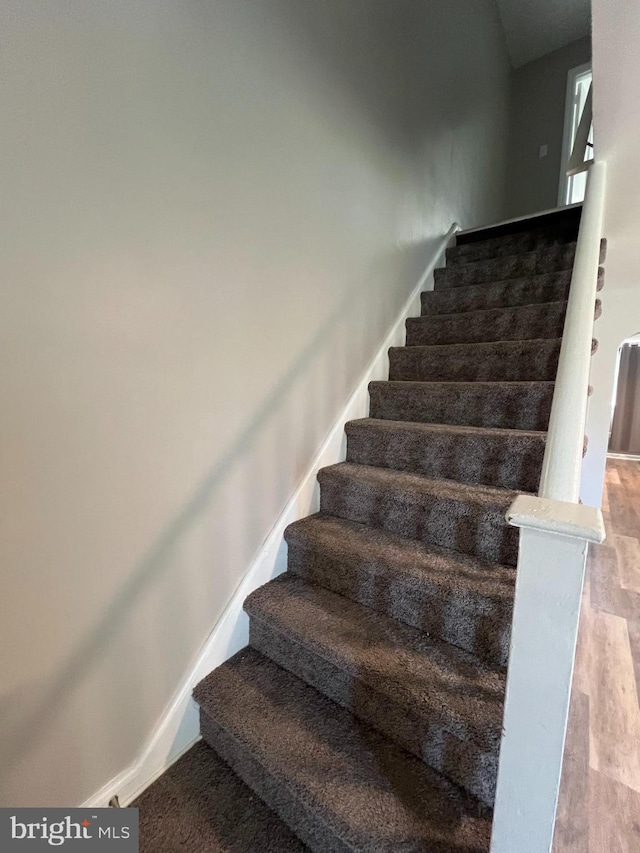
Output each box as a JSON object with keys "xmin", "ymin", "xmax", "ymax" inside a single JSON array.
[
  {"xmin": 344, "ymin": 417, "xmax": 548, "ymax": 440},
  {"xmin": 369, "ymin": 379, "xmax": 555, "ymax": 388}
]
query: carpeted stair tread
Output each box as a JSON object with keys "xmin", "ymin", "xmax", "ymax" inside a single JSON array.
[
  {"xmin": 134, "ymin": 741, "xmax": 310, "ymax": 852},
  {"xmin": 406, "ymin": 301, "xmax": 567, "ymax": 346},
  {"xmin": 445, "ymin": 226, "xmax": 578, "ymax": 266},
  {"xmin": 284, "ymin": 514, "xmax": 515, "ymax": 668},
  {"xmin": 246, "ymin": 573, "xmax": 505, "ymax": 744},
  {"xmin": 245, "ymin": 574, "xmax": 504, "ymax": 804},
  {"xmin": 434, "ymin": 243, "xmax": 577, "ymax": 289},
  {"xmin": 424, "ymin": 268, "xmax": 604, "ymax": 314},
  {"xmin": 318, "ymin": 462, "xmax": 521, "ymax": 566},
  {"xmin": 196, "ymin": 648, "xmax": 493, "ymax": 853},
  {"xmin": 390, "ymin": 338, "xmax": 561, "ymax": 384},
  {"xmin": 368, "ymin": 379, "xmax": 554, "ymax": 431},
  {"xmin": 345, "ymin": 418, "xmax": 546, "ymax": 491}
]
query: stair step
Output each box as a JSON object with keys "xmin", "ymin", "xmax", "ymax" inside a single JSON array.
[
  {"xmin": 345, "ymin": 418, "xmax": 546, "ymax": 491},
  {"xmin": 446, "ymin": 226, "xmax": 578, "ymax": 266},
  {"xmin": 318, "ymin": 462, "xmax": 521, "ymax": 565},
  {"xmin": 134, "ymin": 741, "xmax": 309, "ymax": 853},
  {"xmin": 434, "ymin": 243, "xmax": 577, "ymax": 289},
  {"xmin": 389, "ymin": 338, "xmax": 561, "ymax": 383},
  {"xmin": 245, "ymin": 575, "xmax": 505, "ymax": 806},
  {"xmin": 406, "ymin": 301, "xmax": 567, "ymax": 346},
  {"xmin": 285, "ymin": 514, "xmax": 515, "ymax": 668},
  {"xmin": 195, "ymin": 649, "xmax": 493, "ymax": 853},
  {"xmin": 423, "ymin": 270, "xmax": 573, "ymax": 314},
  {"xmin": 368, "ymin": 379, "xmax": 554, "ymax": 431}
]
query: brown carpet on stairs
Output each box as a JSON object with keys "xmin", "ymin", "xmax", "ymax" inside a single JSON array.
[{"xmin": 135, "ymin": 209, "xmax": 604, "ymax": 852}]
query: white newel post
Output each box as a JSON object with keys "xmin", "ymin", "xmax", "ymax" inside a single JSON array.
[{"xmin": 490, "ymin": 495, "xmax": 604, "ymax": 853}]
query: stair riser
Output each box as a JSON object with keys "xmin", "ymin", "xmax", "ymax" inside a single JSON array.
[
  {"xmin": 250, "ymin": 618, "xmax": 499, "ymax": 807},
  {"xmin": 346, "ymin": 425, "xmax": 545, "ymax": 491},
  {"xmin": 406, "ymin": 303, "xmax": 566, "ymax": 346},
  {"xmin": 369, "ymin": 382, "xmax": 554, "ymax": 431},
  {"xmin": 446, "ymin": 231, "xmax": 576, "ymax": 266},
  {"xmin": 200, "ymin": 711, "xmax": 340, "ymax": 853},
  {"xmin": 422, "ymin": 271, "xmax": 573, "ymax": 315},
  {"xmin": 389, "ymin": 340, "xmax": 560, "ymax": 383},
  {"xmin": 319, "ymin": 471, "xmax": 519, "ymax": 565},
  {"xmin": 286, "ymin": 542, "xmax": 512, "ymax": 668},
  {"xmin": 434, "ymin": 246, "xmax": 576, "ymax": 290}
]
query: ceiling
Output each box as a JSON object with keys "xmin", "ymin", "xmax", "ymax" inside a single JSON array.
[{"xmin": 495, "ymin": 0, "xmax": 591, "ymax": 68}]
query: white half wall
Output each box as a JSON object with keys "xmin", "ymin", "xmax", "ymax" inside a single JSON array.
[
  {"xmin": 582, "ymin": 0, "xmax": 640, "ymax": 506},
  {"xmin": 0, "ymin": 0, "xmax": 509, "ymax": 807}
]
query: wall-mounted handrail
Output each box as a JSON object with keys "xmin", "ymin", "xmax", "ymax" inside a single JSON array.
[{"xmin": 538, "ymin": 158, "xmax": 606, "ymax": 502}]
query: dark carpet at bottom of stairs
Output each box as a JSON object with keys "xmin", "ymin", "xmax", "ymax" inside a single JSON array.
[
  {"xmin": 133, "ymin": 740, "xmax": 310, "ymax": 852},
  {"xmin": 196, "ymin": 648, "xmax": 493, "ymax": 853}
]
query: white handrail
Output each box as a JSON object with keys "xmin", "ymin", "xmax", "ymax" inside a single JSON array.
[{"xmin": 538, "ymin": 159, "xmax": 606, "ymax": 502}]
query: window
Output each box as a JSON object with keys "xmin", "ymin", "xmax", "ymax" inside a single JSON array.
[{"xmin": 559, "ymin": 63, "xmax": 593, "ymax": 206}]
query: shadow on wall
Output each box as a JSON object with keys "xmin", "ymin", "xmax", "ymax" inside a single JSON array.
[{"xmin": 0, "ymin": 233, "xmax": 441, "ymax": 805}]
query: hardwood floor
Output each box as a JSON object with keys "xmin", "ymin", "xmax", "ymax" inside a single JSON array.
[{"xmin": 553, "ymin": 458, "xmax": 640, "ymax": 852}]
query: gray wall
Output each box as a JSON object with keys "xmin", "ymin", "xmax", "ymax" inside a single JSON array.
[
  {"xmin": 0, "ymin": 0, "xmax": 510, "ymax": 807},
  {"xmin": 506, "ymin": 36, "xmax": 592, "ymax": 218}
]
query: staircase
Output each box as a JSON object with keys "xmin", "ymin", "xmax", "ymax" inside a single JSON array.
[{"xmin": 136, "ymin": 209, "xmax": 601, "ymax": 851}]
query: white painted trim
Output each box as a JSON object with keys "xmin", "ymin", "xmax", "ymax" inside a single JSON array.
[
  {"xmin": 80, "ymin": 222, "xmax": 459, "ymax": 809},
  {"xmin": 456, "ymin": 202, "xmax": 582, "ymax": 237},
  {"xmin": 607, "ymin": 452, "xmax": 640, "ymax": 461},
  {"xmin": 506, "ymin": 494, "xmax": 605, "ymax": 543}
]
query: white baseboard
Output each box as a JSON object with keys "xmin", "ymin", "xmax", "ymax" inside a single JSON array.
[{"xmin": 81, "ymin": 222, "xmax": 458, "ymax": 808}]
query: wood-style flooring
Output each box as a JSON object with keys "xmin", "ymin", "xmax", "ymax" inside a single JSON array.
[{"xmin": 553, "ymin": 458, "xmax": 640, "ymax": 852}]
